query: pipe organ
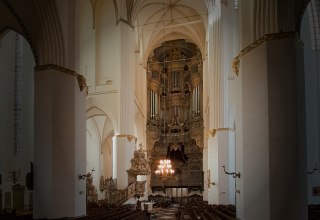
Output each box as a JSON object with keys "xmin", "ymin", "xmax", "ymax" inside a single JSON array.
[{"xmin": 146, "ymin": 39, "xmax": 204, "ymax": 191}]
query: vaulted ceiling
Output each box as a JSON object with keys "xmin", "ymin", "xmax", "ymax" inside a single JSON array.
[
  {"xmin": 136, "ymin": 0, "xmax": 207, "ymax": 63},
  {"xmin": 113, "ymin": 0, "xmax": 208, "ymax": 63}
]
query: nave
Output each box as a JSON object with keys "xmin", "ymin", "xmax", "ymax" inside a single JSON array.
[{"xmin": 1, "ymin": 0, "xmax": 320, "ymax": 220}]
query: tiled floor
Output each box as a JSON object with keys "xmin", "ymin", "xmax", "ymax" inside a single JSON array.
[{"xmin": 149, "ymin": 203, "xmax": 179, "ymax": 220}]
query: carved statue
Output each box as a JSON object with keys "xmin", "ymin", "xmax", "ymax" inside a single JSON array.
[
  {"xmin": 104, "ymin": 177, "xmax": 116, "ymax": 192},
  {"xmin": 168, "ymin": 115, "xmax": 184, "ymax": 128}
]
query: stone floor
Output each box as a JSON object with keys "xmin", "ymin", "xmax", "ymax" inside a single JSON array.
[{"xmin": 149, "ymin": 203, "xmax": 179, "ymax": 220}]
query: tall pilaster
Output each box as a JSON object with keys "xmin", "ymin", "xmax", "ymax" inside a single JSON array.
[
  {"xmin": 33, "ymin": 65, "xmax": 87, "ymax": 219},
  {"xmin": 114, "ymin": 21, "xmax": 136, "ymax": 190}
]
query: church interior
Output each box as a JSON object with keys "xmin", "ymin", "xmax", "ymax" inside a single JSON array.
[{"xmin": 0, "ymin": 0, "xmax": 319, "ymax": 219}]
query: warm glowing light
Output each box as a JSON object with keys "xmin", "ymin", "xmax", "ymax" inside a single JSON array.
[{"xmin": 155, "ymin": 159, "xmax": 175, "ymax": 177}]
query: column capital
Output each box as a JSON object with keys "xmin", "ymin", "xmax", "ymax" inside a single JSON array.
[
  {"xmin": 208, "ymin": 127, "xmax": 235, "ymax": 138},
  {"xmin": 116, "ymin": 134, "xmax": 137, "ymax": 143},
  {"xmin": 35, "ymin": 64, "xmax": 88, "ymax": 94},
  {"xmin": 232, "ymin": 31, "xmax": 296, "ymax": 75}
]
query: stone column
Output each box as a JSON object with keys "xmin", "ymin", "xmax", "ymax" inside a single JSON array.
[
  {"xmin": 33, "ymin": 66, "xmax": 86, "ymax": 219},
  {"xmin": 114, "ymin": 22, "xmax": 136, "ymax": 190},
  {"xmin": 207, "ymin": 4, "xmax": 230, "ymax": 205},
  {"xmin": 240, "ymin": 35, "xmax": 303, "ymax": 220},
  {"xmin": 208, "ymin": 8, "xmax": 222, "ymax": 130}
]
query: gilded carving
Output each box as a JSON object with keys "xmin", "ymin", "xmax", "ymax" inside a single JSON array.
[
  {"xmin": 208, "ymin": 129, "xmax": 217, "ymax": 138},
  {"xmin": 232, "ymin": 57, "xmax": 240, "ymax": 76},
  {"xmin": 127, "ymin": 147, "xmax": 151, "ymax": 176},
  {"xmin": 232, "ymin": 31, "xmax": 296, "ymax": 75},
  {"xmin": 76, "ymin": 74, "xmax": 87, "ymax": 92},
  {"xmin": 135, "ymin": 181, "xmax": 146, "ymax": 198},
  {"xmin": 147, "ymin": 39, "xmax": 204, "ymax": 190},
  {"xmin": 116, "ymin": 134, "xmax": 137, "ymax": 143},
  {"xmin": 86, "ymin": 172, "xmax": 98, "ymax": 203},
  {"xmin": 104, "ymin": 177, "xmax": 116, "ymax": 192},
  {"xmin": 208, "ymin": 127, "xmax": 234, "ymax": 138}
]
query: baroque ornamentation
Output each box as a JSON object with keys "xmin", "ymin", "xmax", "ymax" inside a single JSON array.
[
  {"xmin": 147, "ymin": 39, "xmax": 204, "ymax": 190},
  {"xmin": 232, "ymin": 31, "xmax": 296, "ymax": 75},
  {"xmin": 208, "ymin": 127, "xmax": 235, "ymax": 138},
  {"xmin": 135, "ymin": 181, "xmax": 146, "ymax": 198},
  {"xmin": 86, "ymin": 172, "xmax": 98, "ymax": 203},
  {"xmin": 104, "ymin": 177, "xmax": 116, "ymax": 192},
  {"xmin": 127, "ymin": 147, "xmax": 151, "ymax": 176},
  {"xmin": 116, "ymin": 134, "xmax": 137, "ymax": 143}
]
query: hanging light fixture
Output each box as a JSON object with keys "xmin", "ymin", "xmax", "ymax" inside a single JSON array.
[{"xmin": 155, "ymin": 159, "xmax": 175, "ymax": 177}]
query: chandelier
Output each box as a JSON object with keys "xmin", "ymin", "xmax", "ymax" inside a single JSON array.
[{"xmin": 155, "ymin": 159, "xmax": 175, "ymax": 177}]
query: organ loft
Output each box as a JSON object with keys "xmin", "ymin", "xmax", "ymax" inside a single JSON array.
[{"xmin": 146, "ymin": 40, "xmax": 204, "ymax": 192}]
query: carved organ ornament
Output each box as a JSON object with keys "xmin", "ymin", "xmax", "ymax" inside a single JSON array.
[{"xmin": 146, "ymin": 39, "xmax": 204, "ymax": 190}]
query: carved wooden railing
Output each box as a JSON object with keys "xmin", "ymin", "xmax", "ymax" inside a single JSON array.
[
  {"xmin": 107, "ymin": 181, "xmax": 136, "ymax": 205},
  {"xmin": 105, "ymin": 147, "xmax": 150, "ymax": 205},
  {"xmin": 106, "ymin": 180, "xmax": 147, "ymax": 205}
]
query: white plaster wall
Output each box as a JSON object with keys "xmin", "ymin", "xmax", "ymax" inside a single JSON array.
[
  {"xmin": 239, "ymin": 38, "xmax": 302, "ymax": 220},
  {"xmin": 93, "ymin": 115, "xmax": 106, "ymax": 197},
  {"xmin": 87, "ymin": 95, "xmax": 119, "ymax": 132},
  {"xmin": 74, "ymin": 79, "xmax": 87, "ymax": 217},
  {"xmin": 112, "ymin": 136, "xmax": 117, "ymax": 179},
  {"xmin": 134, "ymin": 50, "xmax": 147, "ymax": 149},
  {"xmin": 202, "ymin": 41, "xmax": 209, "ymax": 202},
  {"xmin": 267, "ymin": 38, "xmax": 301, "ymax": 220},
  {"xmin": 228, "ymin": 130, "xmax": 236, "ymax": 205},
  {"xmin": 202, "ymin": 147, "xmax": 209, "ymax": 202},
  {"xmin": 217, "ymin": 131, "xmax": 229, "ymax": 205},
  {"xmin": 115, "ymin": 137, "xmax": 136, "ymax": 190},
  {"xmin": 134, "ymin": 111, "xmax": 146, "ymax": 148},
  {"xmin": 86, "ymin": 96, "xmax": 118, "ymax": 196},
  {"xmin": 227, "ymin": 40, "xmax": 243, "ymax": 219},
  {"xmin": 86, "ymin": 117, "xmax": 104, "ymax": 200},
  {"xmin": 102, "ymin": 137, "xmax": 113, "ymax": 179},
  {"xmin": 34, "ymin": 69, "xmax": 86, "ymax": 219},
  {"xmin": 96, "ymin": 0, "xmax": 120, "ymax": 87},
  {"xmin": 242, "ymin": 43, "xmax": 270, "ymax": 220},
  {"xmin": 239, "ymin": 0, "xmax": 253, "ymax": 50},
  {"xmin": 85, "ymin": 95, "xmax": 118, "ymax": 195},
  {"xmin": 79, "ymin": 0, "xmax": 95, "ymax": 87},
  {"xmin": 207, "ymin": 136, "xmax": 219, "ymax": 204},
  {"xmin": 34, "ymin": 71, "xmax": 54, "ymax": 218},
  {"xmin": 0, "ymin": 31, "xmax": 34, "ymax": 209},
  {"xmin": 228, "ymin": 71, "xmax": 243, "ymax": 218},
  {"xmin": 0, "ymin": 31, "xmax": 15, "ymax": 209},
  {"xmin": 207, "ymin": 131, "xmax": 231, "ymax": 205},
  {"xmin": 221, "ymin": 1, "xmax": 237, "ymax": 127},
  {"xmin": 55, "ymin": 0, "xmax": 77, "ymax": 70},
  {"xmin": 301, "ymin": 10, "xmax": 320, "ymax": 205}
]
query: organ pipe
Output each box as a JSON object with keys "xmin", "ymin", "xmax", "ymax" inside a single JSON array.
[{"xmin": 150, "ymin": 89, "xmax": 159, "ymax": 120}]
